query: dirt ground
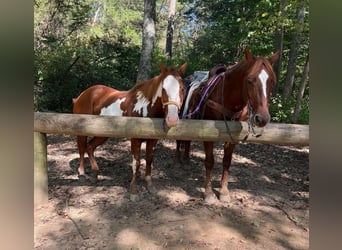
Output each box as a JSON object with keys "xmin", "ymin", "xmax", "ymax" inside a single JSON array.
[{"xmin": 34, "ymin": 134, "xmax": 309, "ymax": 250}]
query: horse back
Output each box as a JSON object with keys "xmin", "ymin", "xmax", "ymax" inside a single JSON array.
[{"xmin": 73, "ymin": 84, "xmax": 124, "ymax": 115}]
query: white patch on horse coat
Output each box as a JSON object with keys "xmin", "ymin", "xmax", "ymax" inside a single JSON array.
[
  {"xmin": 258, "ymin": 69, "xmax": 269, "ymax": 98},
  {"xmin": 134, "ymin": 91, "xmax": 150, "ymax": 117},
  {"xmin": 152, "ymin": 83, "xmax": 162, "ymax": 106},
  {"xmin": 100, "ymin": 98, "xmax": 126, "ymax": 116}
]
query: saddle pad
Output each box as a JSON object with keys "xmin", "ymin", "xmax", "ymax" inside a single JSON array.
[{"xmin": 181, "ymin": 71, "xmax": 209, "ymax": 118}]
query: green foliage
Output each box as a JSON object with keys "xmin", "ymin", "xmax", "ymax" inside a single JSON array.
[
  {"xmin": 269, "ymin": 93, "xmax": 309, "ymax": 124},
  {"xmin": 34, "ymin": 0, "xmax": 143, "ymax": 112},
  {"xmin": 296, "ymin": 95, "xmax": 309, "ymax": 124},
  {"xmin": 269, "ymin": 93, "xmax": 295, "ymax": 123},
  {"xmin": 34, "ymin": 0, "xmax": 309, "ymax": 125}
]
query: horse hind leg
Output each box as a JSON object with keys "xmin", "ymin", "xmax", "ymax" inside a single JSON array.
[
  {"xmin": 77, "ymin": 136, "xmax": 87, "ymax": 177},
  {"xmin": 86, "ymin": 136, "xmax": 108, "ymax": 182},
  {"xmin": 176, "ymin": 140, "xmax": 191, "ymax": 164}
]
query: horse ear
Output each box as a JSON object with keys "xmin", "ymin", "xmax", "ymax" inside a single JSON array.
[
  {"xmin": 244, "ymin": 46, "xmax": 254, "ymax": 62},
  {"xmin": 158, "ymin": 62, "xmax": 167, "ymax": 74},
  {"xmin": 268, "ymin": 50, "xmax": 280, "ymax": 65},
  {"xmin": 178, "ymin": 62, "xmax": 187, "ymax": 76}
]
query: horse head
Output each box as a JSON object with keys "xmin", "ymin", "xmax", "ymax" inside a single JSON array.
[
  {"xmin": 243, "ymin": 47, "xmax": 279, "ymax": 127},
  {"xmin": 159, "ymin": 62, "xmax": 187, "ymax": 127}
]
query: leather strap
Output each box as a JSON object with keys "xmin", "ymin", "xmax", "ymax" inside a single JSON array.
[{"xmin": 206, "ymin": 99, "xmax": 242, "ymax": 120}]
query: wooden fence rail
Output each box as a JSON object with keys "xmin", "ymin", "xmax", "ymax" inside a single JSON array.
[{"xmin": 34, "ymin": 112, "xmax": 309, "ymax": 205}]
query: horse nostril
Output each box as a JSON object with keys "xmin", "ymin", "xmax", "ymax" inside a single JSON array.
[{"xmin": 254, "ymin": 114, "xmax": 268, "ymax": 127}]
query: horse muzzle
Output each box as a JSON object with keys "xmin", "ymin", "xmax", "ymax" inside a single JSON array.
[
  {"xmin": 163, "ymin": 101, "xmax": 181, "ymax": 128},
  {"xmin": 165, "ymin": 115, "xmax": 179, "ymax": 127},
  {"xmin": 252, "ymin": 113, "xmax": 270, "ymax": 127}
]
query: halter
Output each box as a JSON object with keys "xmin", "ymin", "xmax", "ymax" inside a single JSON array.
[
  {"xmin": 161, "ymin": 79, "xmax": 182, "ymax": 131},
  {"xmin": 162, "ymin": 101, "xmax": 181, "ymax": 110}
]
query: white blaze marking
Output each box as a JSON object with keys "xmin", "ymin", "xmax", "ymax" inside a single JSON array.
[
  {"xmin": 100, "ymin": 98, "xmax": 126, "ymax": 116},
  {"xmin": 258, "ymin": 69, "xmax": 269, "ymax": 98},
  {"xmin": 163, "ymin": 75, "xmax": 180, "ymax": 114},
  {"xmin": 133, "ymin": 91, "xmax": 150, "ymax": 116},
  {"xmin": 162, "ymin": 75, "xmax": 181, "ymax": 127}
]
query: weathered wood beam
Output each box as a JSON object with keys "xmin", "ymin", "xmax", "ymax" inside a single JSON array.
[{"xmin": 34, "ymin": 112, "xmax": 309, "ymax": 145}]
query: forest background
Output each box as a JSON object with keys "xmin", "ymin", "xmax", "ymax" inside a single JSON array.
[{"xmin": 34, "ymin": 0, "xmax": 309, "ymax": 124}]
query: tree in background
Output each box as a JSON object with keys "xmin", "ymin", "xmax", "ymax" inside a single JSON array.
[
  {"xmin": 165, "ymin": 0, "xmax": 176, "ymax": 59},
  {"xmin": 34, "ymin": 0, "xmax": 143, "ymax": 112},
  {"xmin": 282, "ymin": 0, "xmax": 306, "ymax": 101},
  {"xmin": 136, "ymin": 0, "xmax": 156, "ymax": 82}
]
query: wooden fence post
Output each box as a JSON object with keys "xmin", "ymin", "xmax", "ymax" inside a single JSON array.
[{"xmin": 34, "ymin": 131, "xmax": 48, "ymax": 206}]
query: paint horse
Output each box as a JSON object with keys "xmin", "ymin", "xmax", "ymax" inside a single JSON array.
[
  {"xmin": 73, "ymin": 63, "xmax": 187, "ymax": 200},
  {"xmin": 178, "ymin": 47, "xmax": 279, "ymax": 203}
]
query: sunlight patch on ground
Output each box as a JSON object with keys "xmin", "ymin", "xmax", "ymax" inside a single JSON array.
[
  {"xmin": 233, "ymin": 154, "xmax": 258, "ymax": 166},
  {"xmin": 157, "ymin": 188, "xmax": 190, "ymax": 205},
  {"xmin": 153, "ymin": 209, "xmax": 253, "ymax": 249},
  {"xmin": 115, "ymin": 228, "xmax": 159, "ymax": 249}
]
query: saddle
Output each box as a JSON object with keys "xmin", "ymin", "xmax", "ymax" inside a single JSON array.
[
  {"xmin": 209, "ymin": 64, "xmax": 227, "ymax": 78},
  {"xmin": 184, "ymin": 63, "xmax": 243, "ymax": 120}
]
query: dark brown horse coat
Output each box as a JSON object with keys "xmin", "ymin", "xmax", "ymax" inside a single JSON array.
[{"xmin": 178, "ymin": 47, "xmax": 279, "ymax": 203}]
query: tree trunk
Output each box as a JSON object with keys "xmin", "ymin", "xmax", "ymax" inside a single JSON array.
[
  {"xmin": 272, "ymin": 0, "xmax": 286, "ymax": 95},
  {"xmin": 34, "ymin": 132, "xmax": 48, "ymax": 206},
  {"xmin": 136, "ymin": 0, "xmax": 156, "ymax": 83},
  {"xmin": 165, "ymin": 0, "xmax": 176, "ymax": 59},
  {"xmin": 292, "ymin": 53, "xmax": 309, "ymax": 123},
  {"xmin": 282, "ymin": 1, "xmax": 305, "ymax": 101}
]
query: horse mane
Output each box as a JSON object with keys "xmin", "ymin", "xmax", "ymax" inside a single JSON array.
[
  {"xmin": 129, "ymin": 65, "xmax": 181, "ymax": 101},
  {"xmin": 247, "ymin": 57, "xmax": 277, "ymax": 85}
]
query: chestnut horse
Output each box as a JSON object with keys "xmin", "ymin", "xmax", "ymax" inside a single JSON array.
[
  {"xmin": 178, "ymin": 47, "xmax": 279, "ymax": 203},
  {"xmin": 73, "ymin": 63, "xmax": 187, "ymax": 200}
]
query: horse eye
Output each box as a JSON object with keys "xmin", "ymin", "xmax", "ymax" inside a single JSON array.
[{"xmin": 247, "ymin": 78, "xmax": 254, "ymax": 84}]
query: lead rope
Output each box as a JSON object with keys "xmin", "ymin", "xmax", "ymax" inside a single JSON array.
[
  {"xmin": 183, "ymin": 72, "xmax": 224, "ymax": 119},
  {"xmin": 246, "ymin": 102, "xmax": 263, "ymax": 138},
  {"xmin": 220, "ymin": 73, "xmax": 240, "ymax": 144}
]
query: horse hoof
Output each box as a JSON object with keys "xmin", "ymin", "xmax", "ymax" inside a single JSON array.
[
  {"xmin": 89, "ymin": 171, "xmax": 99, "ymax": 183},
  {"xmin": 220, "ymin": 194, "xmax": 231, "ymax": 203},
  {"xmin": 78, "ymin": 175, "xmax": 87, "ymax": 182},
  {"xmin": 147, "ymin": 185, "xmax": 157, "ymax": 194},
  {"xmin": 204, "ymin": 194, "xmax": 218, "ymax": 204},
  {"xmin": 130, "ymin": 193, "xmax": 140, "ymax": 202}
]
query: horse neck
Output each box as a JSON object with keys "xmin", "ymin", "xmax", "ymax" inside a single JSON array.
[
  {"xmin": 221, "ymin": 61, "xmax": 250, "ymax": 107},
  {"xmin": 129, "ymin": 75, "xmax": 163, "ymax": 108}
]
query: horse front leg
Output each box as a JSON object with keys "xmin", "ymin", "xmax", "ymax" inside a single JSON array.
[
  {"xmin": 130, "ymin": 138, "xmax": 142, "ymax": 201},
  {"xmin": 203, "ymin": 141, "xmax": 217, "ymax": 203},
  {"xmin": 220, "ymin": 142, "xmax": 236, "ymax": 202},
  {"xmin": 145, "ymin": 139, "xmax": 158, "ymax": 194}
]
